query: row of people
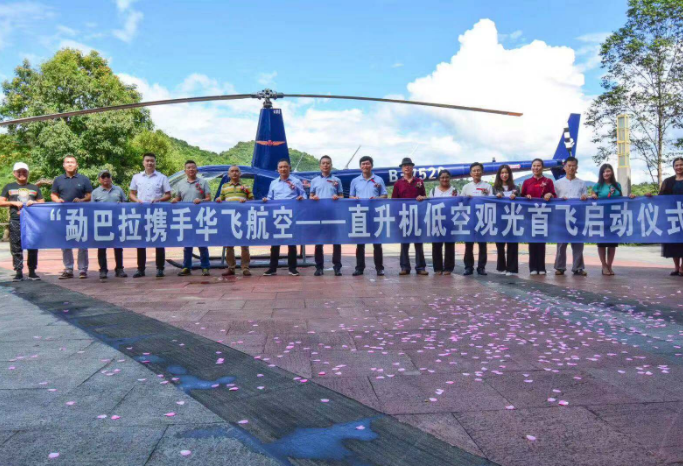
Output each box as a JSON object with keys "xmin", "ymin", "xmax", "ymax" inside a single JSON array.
[{"xmin": 2, "ymin": 154, "xmax": 682, "ymax": 280}]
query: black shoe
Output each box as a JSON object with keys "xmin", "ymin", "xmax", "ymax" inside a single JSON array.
[
  {"xmin": 115, "ymin": 268, "xmax": 128, "ymax": 278},
  {"xmin": 334, "ymin": 268, "xmax": 342, "ymax": 276},
  {"xmin": 463, "ymin": 268, "xmax": 474, "ymax": 276},
  {"xmin": 263, "ymin": 269, "xmax": 277, "ymax": 276},
  {"xmin": 476, "ymin": 267, "xmax": 487, "ymax": 276},
  {"xmin": 156, "ymin": 269, "xmax": 165, "ymax": 278},
  {"xmin": 177, "ymin": 268, "xmax": 192, "ymax": 277},
  {"xmin": 27, "ymin": 270, "xmax": 40, "ymax": 281},
  {"xmin": 352, "ymin": 269, "xmax": 364, "ymax": 276},
  {"xmin": 59, "ymin": 270, "xmax": 74, "ymax": 280},
  {"xmin": 314, "ymin": 268, "xmax": 324, "ymax": 276},
  {"xmin": 377, "ymin": 269, "xmax": 385, "ymax": 276},
  {"xmin": 99, "ymin": 270, "xmax": 108, "ymax": 280},
  {"xmin": 13, "ymin": 270, "xmax": 23, "ymax": 282},
  {"xmin": 289, "ymin": 269, "xmax": 300, "ymax": 276},
  {"xmin": 133, "ymin": 270, "xmax": 145, "ymax": 278}
]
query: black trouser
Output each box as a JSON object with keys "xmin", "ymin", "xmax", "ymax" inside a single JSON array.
[
  {"xmin": 269, "ymin": 245, "xmax": 297, "ymax": 270},
  {"xmin": 432, "ymin": 242, "xmax": 455, "ymax": 273},
  {"xmin": 98, "ymin": 248, "xmax": 124, "ymax": 272},
  {"xmin": 496, "ymin": 242, "xmax": 519, "ymax": 273},
  {"xmin": 315, "ymin": 245, "xmax": 341, "ymax": 270},
  {"xmin": 528, "ymin": 243, "xmax": 546, "ymax": 272},
  {"xmin": 9, "ymin": 219, "xmax": 37, "ymax": 271},
  {"xmin": 400, "ymin": 243, "xmax": 426, "ymax": 272},
  {"xmin": 355, "ymin": 244, "xmax": 383, "ymax": 271},
  {"xmin": 464, "ymin": 242, "xmax": 487, "ymax": 270},
  {"xmin": 137, "ymin": 248, "xmax": 165, "ymax": 271}
]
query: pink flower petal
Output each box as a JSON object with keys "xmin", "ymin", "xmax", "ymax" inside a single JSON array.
[
  {"xmin": 505, "ymin": 405, "xmax": 515, "ymax": 410},
  {"xmin": 320, "ymin": 398, "xmax": 330, "ymax": 403},
  {"xmin": 180, "ymin": 450, "xmax": 192, "ymax": 457},
  {"xmin": 238, "ymin": 419, "xmax": 249, "ymax": 424},
  {"xmin": 97, "ymin": 414, "xmax": 107, "ymax": 419},
  {"xmin": 164, "ymin": 412, "xmax": 176, "ymax": 417},
  {"xmin": 176, "ymin": 401, "xmax": 185, "ymax": 405},
  {"xmin": 111, "ymin": 415, "xmax": 120, "ymax": 420},
  {"xmin": 48, "ymin": 452, "xmax": 60, "ymax": 459},
  {"xmin": 356, "ymin": 425, "xmax": 366, "ymax": 430},
  {"xmin": 526, "ymin": 435, "xmax": 537, "ymax": 441}
]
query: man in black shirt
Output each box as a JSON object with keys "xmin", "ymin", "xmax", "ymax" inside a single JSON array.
[
  {"xmin": 51, "ymin": 155, "xmax": 93, "ymax": 279},
  {"xmin": 0, "ymin": 162, "xmax": 45, "ymax": 281}
]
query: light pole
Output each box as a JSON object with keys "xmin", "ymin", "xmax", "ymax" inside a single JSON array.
[{"xmin": 616, "ymin": 114, "xmax": 631, "ymax": 195}]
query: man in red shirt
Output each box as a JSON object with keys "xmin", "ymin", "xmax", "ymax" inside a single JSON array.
[{"xmin": 392, "ymin": 157, "xmax": 428, "ymax": 275}]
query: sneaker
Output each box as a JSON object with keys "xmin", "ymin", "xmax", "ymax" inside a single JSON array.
[
  {"xmin": 505, "ymin": 271, "xmax": 513, "ymax": 276},
  {"xmin": 242, "ymin": 270, "xmax": 252, "ymax": 277},
  {"xmin": 177, "ymin": 268, "xmax": 192, "ymax": 277},
  {"xmin": 573, "ymin": 270, "xmax": 588, "ymax": 276},
  {"xmin": 352, "ymin": 269, "xmax": 364, "ymax": 276},
  {"xmin": 99, "ymin": 270, "xmax": 108, "ymax": 280},
  {"xmin": 538, "ymin": 270, "xmax": 546, "ymax": 275},
  {"xmin": 133, "ymin": 270, "xmax": 145, "ymax": 278},
  {"xmin": 263, "ymin": 269, "xmax": 277, "ymax": 276},
  {"xmin": 555, "ymin": 270, "xmax": 565, "ymax": 276},
  {"xmin": 530, "ymin": 270, "xmax": 538, "ymax": 275},
  {"xmin": 27, "ymin": 270, "xmax": 41, "ymax": 281},
  {"xmin": 376, "ymin": 269, "xmax": 385, "ymax": 276},
  {"xmin": 288, "ymin": 269, "xmax": 300, "ymax": 276},
  {"xmin": 79, "ymin": 271, "xmax": 87, "ymax": 279},
  {"xmin": 13, "ymin": 270, "xmax": 23, "ymax": 282},
  {"xmin": 156, "ymin": 269, "xmax": 164, "ymax": 278},
  {"xmin": 201, "ymin": 269, "xmax": 210, "ymax": 277},
  {"xmin": 399, "ymin": 270, "xmax": 410, "ymax": 276},
  {"xmin": 443, "ymin": 271, "xmax": 452, "ymax": 276},
  {"xmin": 476, "ymin": 267, "xmax": 487, "ymax": 276},
  {"xmin": 463, "ymin": 268, "xmax": 474, "ymax": 276},
  {"xmin": 115, "ymin": 269, "xmax": 128, "ymax": 278},
  {"xmin": 222, "ymin": 269, "xmax": 235, "ymax": 277},
  {"xmin": 314, "ymin": 268, "xmax": 324, "ymax": 276},
  {"xmin": 416, "ymin": 270, "xmax": 429, "ymax": 276},
  {"xmin": 59, "ymin": 270, "xmax": 74, "ymax": 280},
  {"xmin": 334, "ymin": 268, "xmax": 342, "ymax": 277}
]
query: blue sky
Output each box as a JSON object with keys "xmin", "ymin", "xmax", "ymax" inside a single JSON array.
[{"xmin": 1, "ymin": 0, "xmax": 642, "ymax": 181}]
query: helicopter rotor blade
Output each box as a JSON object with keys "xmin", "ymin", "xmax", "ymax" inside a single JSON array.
[
  {"xmin": 283, "ymin": 94, "xmax": 523, "ymax": 117},
  {"xmin": 0, "ymin": 94, "xmax": 254, "ymax": 127}
]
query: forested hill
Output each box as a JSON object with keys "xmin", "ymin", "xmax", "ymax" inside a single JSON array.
[{"xmin": 168, "ymin": 138, "xmax": 321, "ymax": 171}]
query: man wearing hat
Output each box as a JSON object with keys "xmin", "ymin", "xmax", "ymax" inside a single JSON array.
[
  {"xmin": 92, "ymin": 169, "xmax": 128, "ymax": 279},
  {"xmin": 0, "ymin": 162, "xmax": 45, "ymax": 281},
  {"xmin": 392, "ymin": 157, "xmax": 428, "ymax": 275}
]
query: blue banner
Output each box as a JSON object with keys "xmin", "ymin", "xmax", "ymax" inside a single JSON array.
[{"xmin": 20, "ymin": 196, "xmax": 683, "ymax": 249}]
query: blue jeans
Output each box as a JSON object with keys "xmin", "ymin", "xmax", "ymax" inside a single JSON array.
[{"xmin": 183, "ymin": 247, "xmax": 210, "ymax": 269}]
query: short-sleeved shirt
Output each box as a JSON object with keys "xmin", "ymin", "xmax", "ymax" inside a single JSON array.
[
  {"xmin": 460, "ymin": 181, "xmax": 493, "ymax": 197},
  {"xmin": 51, "ymin": 173, "xmax": 93, "ymax": 202},
  {"xmin": 129, "ymin": 171, "xmax": 172, "ymax": 203},
  {"xmin": 267, "ymin": 176, "xmax": 307, "ymax": 200},
  {"xmin": 92, "ymin": 185, "xmax": 126, "ymax": 203},
  {"xmin": 1, "ymin": 182, "xmax": 43, "ymax": 220},
  {"xmin": 392, "ymin": 177, "xmax": 426, "ymax": 199},
  {"xmin": 429, "ymin": 186, "xmax": 457, "ymax": 198},
  {"xmin": 592, "ymin": 182, "xmax": 623, "ymax": 199},
  {"xmin": 220, "ymin": 181, "xmax": 254, "ymax": 202},
  {"xmin": 349, "ymin": 174, "xmax": 388, "ymax": 199},
  {"xmin": 521, "ymin": 176, "xmax": 556, "ymax": 199},
  {"xmin": 173, "ymin": 177, "xmax": 211, "ymax": 202},
  {"xmin": 555, "ymin": 177, "xmax": 587, "ymax": 199},
  {"xmin": 310, "ymin": 174, "xmax": 343, "ymax": 199}
]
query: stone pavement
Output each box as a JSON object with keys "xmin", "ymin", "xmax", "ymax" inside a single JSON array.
[{"xmin": 1, "ymin": 243, "xmax": 683, "ymax": 465}]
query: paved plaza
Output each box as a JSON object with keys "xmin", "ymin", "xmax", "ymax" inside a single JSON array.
[{"xmin": 0, "ymin": 243, "xmax": 681, "ymax": 465}]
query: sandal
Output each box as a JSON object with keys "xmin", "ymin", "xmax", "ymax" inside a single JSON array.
[
  {"xmin": 671, "ymin": 270, "xmax": 682, "ymax": 276},
  {"xmin": 602, "ymin": 266, "xmax": 609, "ymax": 276}
]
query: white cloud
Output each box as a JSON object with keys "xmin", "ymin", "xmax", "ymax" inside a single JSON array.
[
  {"xmin": 257, "ymin": 71, "xmax": 277, "ymax": 87},
  {"xmin": 113, "ymin": 9, "xmax": 143, "ymax": 43},
  {"xmin": 116, "ymin": 19, "xmax": 610, "ymax": 181},
  {"xmin": 58, "ymin": 39, "xmax": 100, "ymax": 56},
  {"xmin": 392, "ymin": 62, "xmax": 404, "ymax": 68},
  {"xmin": 575, "ymin": 32, "xmax": 610, "ymax": 72},
  {"xmin": 56, "ymin": 24, "xmax": 77, "ymax": 36},
  {"xmin": 115, "ymin": 0, "xmax": 138, "ymax": 12},
  {"xmin": 498, "ymin": 29, "xmax": 523, "ymax": 42},
  {"xmin": 0, "ymin": 2, "xmax": 53, "ymax": 50}
]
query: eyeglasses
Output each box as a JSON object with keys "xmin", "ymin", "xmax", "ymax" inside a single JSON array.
[{"xmin": 100, "ymin": 174, "xmax": 111, "ymax": 179}]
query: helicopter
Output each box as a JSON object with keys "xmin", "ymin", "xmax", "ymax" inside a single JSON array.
[{"xmin": 0, "ymin": 88, "xmax": 579, "ymax": 200}]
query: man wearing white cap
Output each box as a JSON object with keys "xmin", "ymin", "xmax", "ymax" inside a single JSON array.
[{"xmin": 0, "ymin": 162, "xmax": 45, "ymax": 281}]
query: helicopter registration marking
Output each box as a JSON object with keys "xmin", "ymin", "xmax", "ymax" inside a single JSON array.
[{"xmin": 389, "ymin": 167, "xmax": 445, "ymax": 182}]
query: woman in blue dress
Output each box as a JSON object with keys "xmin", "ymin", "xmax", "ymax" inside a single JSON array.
[{"xmin": 591, "ymin": 163, "xmax": 635, "ymax": 275}]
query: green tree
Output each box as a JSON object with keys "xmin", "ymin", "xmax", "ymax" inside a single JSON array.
[
  {"xmin": 585, "ymin": 0, "xmax": 683, "ymax": 185},
  {"xmin": 0, "ymin": 49, "xmax": 152, "ymax": 180}
]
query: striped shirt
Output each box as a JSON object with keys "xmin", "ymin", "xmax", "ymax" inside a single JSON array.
[{"xmin": 220, "ymin": 181, "xmax": 254, "ymax": 202}]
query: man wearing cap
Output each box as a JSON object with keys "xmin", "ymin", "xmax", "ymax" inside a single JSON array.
[
  {"xmin": 309, "ymin": 155, "xmax": 344, "ymax": 276},
  {"xmin": 92, "ymin": 169, "xmax": 128, "ymax": 280},
  {"xmin": 0, "ymin": 162, "xmax": 45, "ymax": 281},
  {"xmin": 349, "ymin": 155, "xmax": 387, "ymax": 276},
  {"xmin": 51, "ymin": 155, "xmax": 93, "ymax": 279},
  {"xmin": 216, "ymin": 165, "xmax": 254, "ymax": 276},
  {"xmin": 172, "ymin": 160, "xmax": 212, "ymax": 277},
  {"xmin": 392, "ymin": 157, "xmax": 428, "ymax": 275},
  {"xmin": 129, "ymin": 153, "xmax": 172, "ymax": 278},
  {"xmin": 262, "ymin": 159, "xmax": 306, "ymax": 276}
]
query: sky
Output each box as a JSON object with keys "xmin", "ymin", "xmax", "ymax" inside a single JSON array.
[{"xmin": 0, "ymin": 0, "xmax": 661, "ymax": 183}]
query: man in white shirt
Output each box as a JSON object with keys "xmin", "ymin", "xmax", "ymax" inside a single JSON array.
[
  {"xmin": 553, "ymin": 156, "xmax": 588, "ymax": 276},
  {"xmin": 461, "ymin": 162, "xmax": 492, "ymax": 275}
]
